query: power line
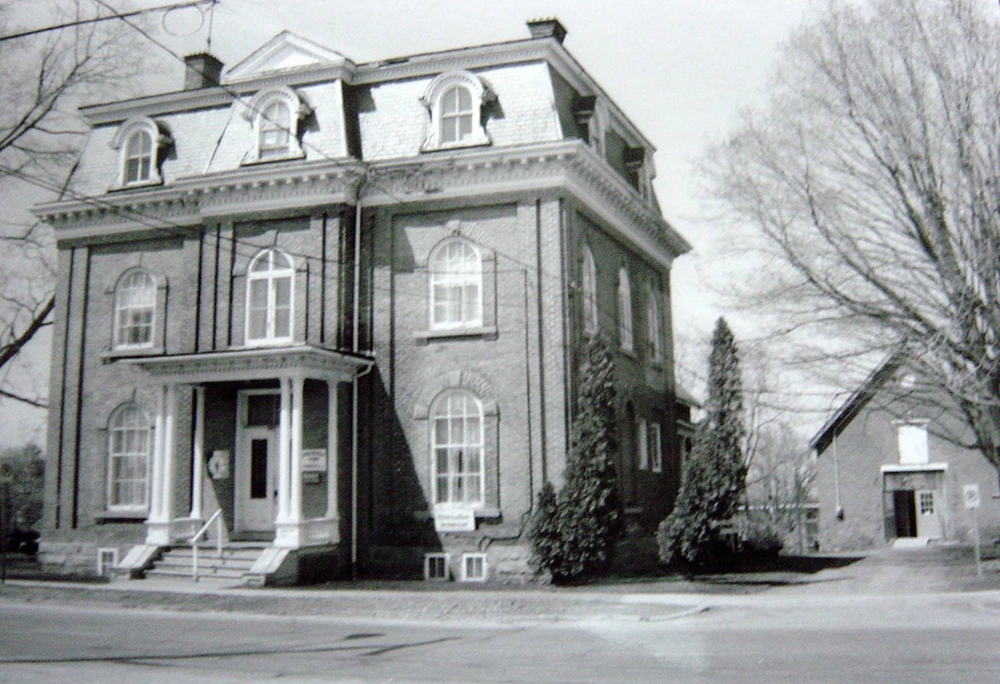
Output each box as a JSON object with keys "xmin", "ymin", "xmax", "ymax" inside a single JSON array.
[{"xmin": 0, "ymin": 0, "xmax": 214, "ymax": 43}]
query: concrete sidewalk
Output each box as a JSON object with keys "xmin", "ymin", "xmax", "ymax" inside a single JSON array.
[{"xmin": 2, "ymin": 543, "xmax": 998, "ymax": 624}]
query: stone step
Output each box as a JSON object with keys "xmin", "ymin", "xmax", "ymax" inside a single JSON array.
[
  {"xmin": 160, "ymin": 547, "xmax": 264, "ymax": 562},
  {"xmin": 153, "ymin": 555, "xmax": 257, "ymax": 571},
  {"xmin": 146, "ymin": 565, "xmax": 247, "ymax": 580}
]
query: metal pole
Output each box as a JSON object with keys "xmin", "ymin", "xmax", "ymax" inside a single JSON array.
[{"xmin": 973, "ymin": 508, "xmax": 983, "ymax": 578}]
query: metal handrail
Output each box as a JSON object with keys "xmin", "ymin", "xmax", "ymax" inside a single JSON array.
[{"xmin": 189, "ymin": 509, "xmax": 223, "ymax": 582}]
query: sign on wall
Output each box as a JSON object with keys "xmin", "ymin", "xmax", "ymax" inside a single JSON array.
[
  {"xmin": 963, "ymin": 484, "xmax": 981, "ymax": 510},
  {"xmin": 433, "ymin": 505, "xmax": 475, "ymax": 532},
  {"xmin": 301, "ymin": 449, "xmax": 327, "ymax": 472}
]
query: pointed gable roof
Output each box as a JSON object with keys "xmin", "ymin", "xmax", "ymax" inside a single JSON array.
[{"xmin": 225, "ymin": 31, "xmax": 353, "ymax": 82}]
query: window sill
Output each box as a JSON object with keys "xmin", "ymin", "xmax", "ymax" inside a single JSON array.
[
  {"xmin": 101, "ymin": 346, "xmax": 164, "ymax": 362},
  {"xmin": 109, "ymin": 179, "xmax": 164, "ymax": 192},
  {"xmin": 414, "ymin": 325, "xmax": 497, "ymax": 344},
  {"xmin": 242, "ymin": 150, "xmax": 306, "ymax": 166},
  {"xmin": 96, "ymin": 512, "xmax": 148, "ymax": 524}
]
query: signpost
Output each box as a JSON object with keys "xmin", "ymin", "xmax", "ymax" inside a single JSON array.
[{"xmin": 963, "ymin": 484, "xmax": 982, "ymax": 577}]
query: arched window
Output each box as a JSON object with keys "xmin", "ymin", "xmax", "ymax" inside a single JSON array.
[
  {"xmin": 429, "ymin": 239, "xmax": 482, "ymax": 329},
  {"xmin": 110, "ymin": 117, "xmax": 168, "ymax": 187},
  {"xmin": 244, "ymin": 86, "xmax": 308, "ymax": 163},
  {"xmin": 259, "ymin": 99, "xmax": 291, "ymax": 158},
  {"xmin": 440, "ymin": 86, "xmax": 474, "ymax": 144},
  {"xmin": 246, "ymin": 249, "xmax": 294, "ymax": 345},
  {"xmin": 647, "ymin": 287, "xmax": 662, "ymax": 362},
  {"xmin": 618, "ymin": 267, "xmax": 633, "ymax": 352},
  {"xmin": 431, "ymin": 390, "xmax": 484, "ymax": 505},
  {"xmin": 582, "ymin": 246, "xmax": 598, "ymax": 335},
  {"xmin": 124, "ymin": 130, "xmax": 153, "ymax": 184},
  {"xmin": 107, "ymin": 404, "xmax": 151, "ymax": 511},
  {"xmin": 421, "ymin": 71, "xmax": 491, "ymax": 151},
  {"xmin": 114, "ymin": 268, "xmax": 156, "ymax": 349}
]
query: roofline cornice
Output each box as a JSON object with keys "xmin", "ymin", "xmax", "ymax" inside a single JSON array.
[{"xmin": 34, "ymin": 142, "xmax": 688, "ymax": 263}]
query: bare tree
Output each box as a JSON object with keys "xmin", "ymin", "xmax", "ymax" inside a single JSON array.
[
  {"xmin": 0, "ymin": 1, "xmax": 144, "ymax": 407},
  {"xmin": 703, "ymin": 0, "xmax": 1000, "ymax": 474}
]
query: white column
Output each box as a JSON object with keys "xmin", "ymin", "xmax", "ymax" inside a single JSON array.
[
  {"xmin": 189, "ymin": 386, "xmax": 205, "ymax": 520},
  {"xmin": 276, "ymin": 376, "xmax": 291, "ymax": 523},
  {"xmin": 326, "ymin": 381, "xmax": 338, "ymax": 519},
  {"xmin": 149, "ymin": 384, "xmax": 166, "ymax": 521},
  {"xmin": 289, "ymin": 376, "xmax": 304, "ymax": 523},
  {"xmin": 161, "ymin": 383, "xmax": 177, "ymax": 527}
]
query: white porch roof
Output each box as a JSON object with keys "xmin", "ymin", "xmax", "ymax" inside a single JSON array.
[{"xmin": 124, "ymin": 345, "xmax": 373, "ymax": 384}]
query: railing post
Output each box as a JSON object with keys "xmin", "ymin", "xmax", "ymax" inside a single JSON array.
[
  {"xmin": 192, "ymin": 542, "xmax": 199, "ymax": 582},
  {"xmin": 216, "ymin": 514, "xmax": 223, "ymax": 558}
]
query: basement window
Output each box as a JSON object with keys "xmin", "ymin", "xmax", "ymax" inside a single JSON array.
[
  {"xmin": 460, "ymin": 553, "xmax": 487, "ymax": 582},
  {"xmin": 424, "ymin": 553, "xmax": 450, "ymax": 581}
]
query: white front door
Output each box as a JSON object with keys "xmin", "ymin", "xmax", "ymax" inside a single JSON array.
[
  {"xmin": 236, "ymin": 426, "xmax": 276, "ymax": 532},
  {"xmin": 916, "ymin": 489, "xmax": 943, "ymax": 539}
]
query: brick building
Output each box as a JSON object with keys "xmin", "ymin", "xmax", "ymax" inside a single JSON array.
[
  {"xmin": 34, "ymin": 20, "xmax": 691, "ymax": 583},
  {"xmin": 811, "ymin": 355, "xmax": 1000, "ymax": 551}
]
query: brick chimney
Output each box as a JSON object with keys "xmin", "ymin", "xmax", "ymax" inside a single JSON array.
[
  {"xmin": 183, "ymin": 53, "xmax": 223, "ymax": 90},
  {"xmin": 527, "ymin": 18, "xmax": 567, "ymax": 44}
]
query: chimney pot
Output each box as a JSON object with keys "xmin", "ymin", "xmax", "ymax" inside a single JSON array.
[
  {"xmin": 527, "ymin": 18, "xmax": 568, "ymax": 44},
  {"xmin": 183, "ymin": 53, "xmax": 223, "ymax": 90}
]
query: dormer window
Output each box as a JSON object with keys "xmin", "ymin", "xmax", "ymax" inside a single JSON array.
[
  {"xmin": 421, "ymin": 71, "xmax": 491, "ymax": 151},
  {"xmin": 244, "ymin": 86, "xmax": 308, "ymax": 163},
  {"xmin": 110, "ymin": 117, "xmax": 169, "ymax": 188}
]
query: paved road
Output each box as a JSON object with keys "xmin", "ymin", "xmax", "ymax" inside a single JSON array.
[{"xmin": 2, "ymin": 592, "xmax": 999, "ymax": 683}]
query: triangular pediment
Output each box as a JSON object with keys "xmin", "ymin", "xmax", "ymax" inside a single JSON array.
[{"xmin": 226, "ymin": 31, "xmax": 350, "ymax": 81}]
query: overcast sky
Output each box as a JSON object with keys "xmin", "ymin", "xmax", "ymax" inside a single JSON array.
[{"xmin": 1, "ymin": 0, "xmax": 820, "ymax": 447}]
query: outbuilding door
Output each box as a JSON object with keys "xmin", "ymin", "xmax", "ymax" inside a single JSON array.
[
  {"xmin": 892, "ymin": 490, "xmax": 917, "ymax": 538},
  {"xmin": 915, "ymin": 489, "xmax": 943, "ymax": 539}
]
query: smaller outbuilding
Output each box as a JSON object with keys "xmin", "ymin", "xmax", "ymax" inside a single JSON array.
[{"xmin": 810, "ymin": 354, "xmax": 1000, "ymax": 551}]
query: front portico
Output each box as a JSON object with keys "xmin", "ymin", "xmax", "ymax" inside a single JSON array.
[{"xmin": 127, "ymin": 345, "xmax": 372, "ymax": 552}]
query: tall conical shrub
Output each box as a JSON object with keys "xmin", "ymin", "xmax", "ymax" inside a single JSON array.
[
  {"xmin": 528, "ymin": 336, "xmax": 623, "ymax": 583},
  {"xmin": 658, "ymin": 318, "xmax": 746, "ymax": 567}
]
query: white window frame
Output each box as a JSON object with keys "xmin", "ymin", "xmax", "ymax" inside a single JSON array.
[
  {"xmin": 107, "ymin": 403, "xmax": 151, "ymax": 512},
  {"xmin": 460, "ymin": 553, "xmax": 488, "ymax": 582},
  {"xmin": 421, "ymin": 70, "xmax": 491, "ymax": 151},
  {"xmin": 637, "ymin": 419, "xmax": 649, "ymax": 470},
  {"xmin": 245, "ymin": 249, "xmax": 295, "ymax": 346},
  {"xmin": 110, "ymin": 117, "xmax": 167, "ymax": 188},
  {"xmin": 113, "ymin": 268, "xmax": 157, "ymax": 350},
  {"xmin": 618, "ymin": 267, "xmax": 633, "ymax": 352},
  {"xmin": 429, "ymin": 238, "xmax": 483, "ymax": 330},
  {"xmin": 582, "ymin": 246, "xmax": 598, "ymax": 335},
  {"xmin": 244, "ymin": 86, "xmax": 307, "ymax": 163},
  {"xmin": 430, "ymin": 390, "xmax": 485, "ymax": 506},
  {"xmin": 648, "ymin": 422, "xmax": 663, "ymax": 473},
  {"xmin": 646, "ymin": 287, "xmax": 662, "ymax": 363},
  {"xmin": 424, "ymin": 553, "xmax": 450, "ymax": 581}
]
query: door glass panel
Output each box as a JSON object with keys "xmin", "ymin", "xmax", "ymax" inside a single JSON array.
[
  {"xmin": 250, "ymin": 438, "xmax": 268, "ymax": 499},
  {"xmin": 246, "ymin": 394, "xmax": 278, "ymax": 427}
]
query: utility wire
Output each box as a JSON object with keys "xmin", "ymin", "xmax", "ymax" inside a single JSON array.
[{"xmin": 0, "ymin": 0, "xmax": 214, "ymax": 43}]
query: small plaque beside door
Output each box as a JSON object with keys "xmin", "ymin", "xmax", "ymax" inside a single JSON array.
[{"xmin": 302, "ymin": 449, "xmax": 327, "ymax": 472}]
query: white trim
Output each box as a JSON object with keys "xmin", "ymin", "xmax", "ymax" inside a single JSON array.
[
  {"xmin": 424, "ymin": 552, "xmax": 450, "ymax": 581},
  {"xmin": 428, "ymin": 238, "xmax": 483, "ymax": 330},
  {"xmin": 649, "ymin": 422, "xmax": 663, "ymax": 473},
  {"xmin": 421, "ymin": 71, "xmax": 491, "ymax": 151},
  {"xmin": 582, "ymin": 245, "xmax": 598, "ymax": 335},
  {"xmin": 880, "ymin": 463, "xmax": 948, "ymax": 473},
  {"xmin": 460, "ymin": 552, "xmax": 488, "ymax": 582},
  {"xmin": 429, "ymin": 389, "xmax": 486, "ymax": 507},
  {"xmin": 245, "ymin": 248, "xmax": 296, "ymax": 346},
  {"xmin": 617, "ymin": 267, "xmax": 633, "ymax": 352},
  {"xmin": 636, "ymin": 419, "xmax": 648, "ymax": 470}
]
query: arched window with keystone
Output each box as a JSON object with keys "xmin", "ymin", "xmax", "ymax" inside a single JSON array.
[
  {"xmin": 110, "ymin": 117, "xmax": 170, "ymax": 188},
  {"xmin": 429, "ymin": 238, "xmax": 482, "ymax": 330},
  {"xmin": 244, "ymin": 86, "xmax": 309, "ymax": 163},
  {"xmin": 246, "ymin": 248, "xmax": 295, "ymax": 345},
  {"xmin": 421, "ymin": 71, "xmax": 492, "ymax": 151}
]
